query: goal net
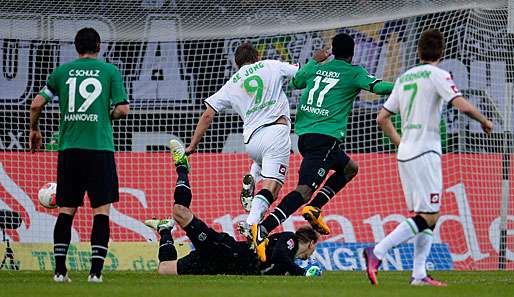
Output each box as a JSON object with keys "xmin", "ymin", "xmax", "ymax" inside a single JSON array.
[{"xmin": 0, "ymin": 0, "xmax": 512, "ymax": 272}]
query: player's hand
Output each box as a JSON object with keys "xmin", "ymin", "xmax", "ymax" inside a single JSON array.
[
  {"xmin": 185, "ymin": 145, "xmax": 196, "ymax": 155},
  {"xmin": 312, "ymin": 49, "xmax": 330, "ymax": 63},
  {"xmin": 29, "ymin": 129, "xmax": 43, "ymax": 153},
  {"xmin": 481, "ymin": 120, "xmax": 493, "ymax": 135},
  {"xmin": 305, "ymin": 265, "xmax": 322, "ymax": 277}
]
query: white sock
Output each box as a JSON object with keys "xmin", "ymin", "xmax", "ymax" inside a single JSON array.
[
  {"xmin": 246, "ymin": 195, "xmax": 270, "ymax": 225},
  {"xmin": 373, "ymin": 218, "xmax": 418, "ymax": 260},
  {"xmin": 250, "ymin": 162, "xmax": 262, "ymax": 184},
  {"xmin": 412, "ymin": 229, "xmax": 433, "ymax": 280}
]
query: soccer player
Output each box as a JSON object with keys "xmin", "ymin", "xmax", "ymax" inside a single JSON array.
[
  {"xmin": 186, "ymin": 42, "xmax": 299, "ymax": 227},
  {"xmin": 363, "ymin": 29, "xmax": 493, "ymax": 286},
  {"xmin": 29, "ymin": 28, "xmax": 129, "ymax": 282},
  {"xmin": 145, "ymin": 140, "xmax": 321, "ymax": 276},
  {"xmin": 251, "ymin": 33, "xmax": 394, "ymax": 261}
]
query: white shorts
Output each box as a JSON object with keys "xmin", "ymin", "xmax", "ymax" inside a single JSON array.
[
  {"xmin": 245, "ymin": 124, "xmax": 290, "ymax": 184},
  {"xmin": 398, "ymin": 152, "xmax": 442, "ymax": 213}
]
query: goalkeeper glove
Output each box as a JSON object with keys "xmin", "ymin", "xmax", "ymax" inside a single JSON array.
[{"xmin": 305, "ymin": 265, "xmax": 322, "ymax": 277}]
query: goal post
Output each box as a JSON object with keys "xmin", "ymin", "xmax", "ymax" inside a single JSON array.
[{"xmin": 0, "ymin": 0, "xmax": 512, "ymax": 272}]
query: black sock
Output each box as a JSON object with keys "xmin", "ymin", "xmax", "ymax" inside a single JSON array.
[
  {"xmin": 176, "ymin": 165, "xmax": 189, "ymax": 184},
  {"xmin": 174, "ymin": 166, "xmax": 192, "ymax": 208},
  {"xmin": 53, "ymin": 213, "xmax": 74, "ymax": 275},
  {"xmin": 309, "ymin": 186, "xmax": 336, "ymax": 208},
  {"xmin": 309, "ymin": 171, "xmax": 348, "ymax": 208},
  {"xmin": 90, "ymin": 214, "xmax": 110, "ymax": 276},
  {"xmin": 158, "ymin": 229, "xmax": 177, "ymax": 262},
  {"xmin": 261, "ymin": 191, "xmax": 305, "ymax": 233}
]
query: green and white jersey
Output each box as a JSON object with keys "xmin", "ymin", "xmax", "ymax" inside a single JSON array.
[
  {"xmin": 39, "ymin": 58, "xmax": 128, "ymax": 152},
  {"xmin": 205, "ymin": 60, "xmax": 298, "ymax": 143},
  {"xmin": 384, "ymin": 64, "xmax": 461, "ymax": 161},
  {"xmin": 291, "ymin": 58, "xmax": 387, "ymax": 141}
]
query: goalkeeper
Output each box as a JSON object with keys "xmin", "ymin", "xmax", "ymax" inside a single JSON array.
[{"xmin": 145, "ymin": 140, "xmax": 321, "ymax": 276}]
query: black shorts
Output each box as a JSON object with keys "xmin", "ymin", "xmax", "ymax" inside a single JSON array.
[
  {"xmin": 57, "ymin": 148, "xmax": 119, "ymax": 208},
  {"xmin": 297, "ymin": 133, "xmax": 351, "ymax": 191},
  {"xmin": 177, "ymin": 217, "xmax": 258, "ymax": 275}
]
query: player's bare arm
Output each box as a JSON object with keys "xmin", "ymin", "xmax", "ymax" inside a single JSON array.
[
  {"xmin": 451, "ymin": 96, "xmax": 493, "ymax": 134},
  {"xmin": 376, "ymin": 108, "xmax": 401, "ymax": 146},
  {"xmin": 29, "ymin": 94, "xmax": 48, "ymax": 153},
  {"xmin": 110, "ymin": 103, "xmax": 130, "ymax": 120},
  {"xmin": 186, "ymin": 105, "xmax": 216, "ymax": 154}
]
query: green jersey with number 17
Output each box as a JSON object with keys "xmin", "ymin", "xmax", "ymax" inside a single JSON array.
[
  {"xmin": 291, "ymin": 59, "xmax": 389, "ymax": 141},
  {"xmin": 39, "ymin": 58, "xmax": 128, "ymax": 152}
]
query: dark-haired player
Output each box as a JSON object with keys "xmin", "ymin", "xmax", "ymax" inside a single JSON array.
[
  {"xmin": 251, "ymin": 33, "xmax": 394, "ymax": 261},
  {"xmin": 29, "ymin": 27, "xmax": 129, "ymax": 282},
  {"xmin": 363, "ymin": 29, "xmax": 493, "ymax": 286},
  {"xmin": 145, "ymin": 140, "xmax": 321, "ymax": 276}
]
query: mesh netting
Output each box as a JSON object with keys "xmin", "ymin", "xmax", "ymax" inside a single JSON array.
[{"xmin": 0, "ymin": 1, "xmax": 512, "ymax": 272}]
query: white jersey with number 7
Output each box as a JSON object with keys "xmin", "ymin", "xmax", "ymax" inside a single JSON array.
[
  {"xmin": 205, "ymin": 59, "xmax": 298, "ymax": 143},
  {"xmin": 383, "ymin": 64, "xmax": 462, "ymax": 161}
]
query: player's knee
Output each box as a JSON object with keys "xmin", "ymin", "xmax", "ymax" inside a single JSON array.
[
  {"xmin": 172, "ymin": 205, "xmax": 193, "ymax": 226},
  {"xmin": 344, "ymin": 160, "xmax": 359, "ymax": 180},
  {"xmin": 295, "ymin": 185, "xmax": 313, "ymax": 202}
]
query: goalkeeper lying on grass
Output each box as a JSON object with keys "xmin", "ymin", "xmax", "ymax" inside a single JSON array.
[{"xmin": 144, "ymin": 140, "xmax": 321, "ymax": 276}]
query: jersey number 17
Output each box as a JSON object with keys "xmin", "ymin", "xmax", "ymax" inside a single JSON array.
[{"xmin": 307, "ymin": 76, "xmax": 339, "ymax": 107}]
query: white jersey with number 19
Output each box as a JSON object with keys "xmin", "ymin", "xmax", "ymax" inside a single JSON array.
[
  {"xmin": 383, "ymin": 64, "xmax": 462, "ymax": 161},
  {"xmin": 204, "ymin": 59, "xmax": 298, "ymax": 144}
]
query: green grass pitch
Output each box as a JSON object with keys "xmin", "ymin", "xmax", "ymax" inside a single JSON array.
[{"xmin": 1, "ymin": 271, "xmax": 513, "ymax": 297}]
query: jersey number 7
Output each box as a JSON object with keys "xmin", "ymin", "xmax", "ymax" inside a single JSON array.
[{"xmin": 307, "ymin": 76, "xmax": 339, "ymax": 107}]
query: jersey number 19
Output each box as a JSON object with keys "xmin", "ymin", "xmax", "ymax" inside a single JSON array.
[{"xmin": 66, "ymin": 77, "xmax": 102, "ymax": 113}]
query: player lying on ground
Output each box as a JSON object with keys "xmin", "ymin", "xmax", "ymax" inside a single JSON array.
[
  {"xmin": 29, "ymin": 27, "xmax": 129, "ymax": 283},
  {"xmin": 145, "ymin": 140, "xmax": 322, "ymax": 276},
  {"xmin": 363, "ymin": 29, "xmax": 493, "ymax": 287},
  {"xmin": 251, "ymin": 33, "xmax": 394, "ymax": 261}
]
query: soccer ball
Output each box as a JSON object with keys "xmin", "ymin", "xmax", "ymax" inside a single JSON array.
[{"xmin": 38, "ymin": 182, "xmax": 57, "ymax": 209}]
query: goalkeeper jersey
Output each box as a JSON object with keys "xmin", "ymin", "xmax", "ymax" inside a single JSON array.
[
  {"xmin": 383, "ymin": 64, "xmax": 462, "ymax": 161},
  {"xmin": 291, "ymin": 58, "xmax": 392, "ymax": 141},
  {"xmin": 205, "ymin": 59, "xmax": 298, "ymax": 143},
  {"xmin": 39, "ymin": 58, "xmax": 128, "ymax": 152}
]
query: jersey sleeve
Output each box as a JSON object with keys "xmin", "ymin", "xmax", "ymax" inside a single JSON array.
[
  {"xmin": 432, "ymin": 70, "xmax": 462, "ymax": 103},
  {"xmin": 38, "ymin": 69, "xmax": 59, "ymax": 102},
  {"xmin": 269, "ymin": 233, "xmax": 305, "ymax": 276},
  {"xmin": 383, "ymin": 78, "xmax": 401, "ymax": 114},
  {"xmin": 110, "ymin": 65, "xmax": 129, "ymax": 106},
  {"xmin": 278, "ymin": 61, "xmax": 299, "ymax": 78},
  {"xmin": 204, "ymin": 84, "xmax": 231, "ymax": 113},
  {"xmin": 290, "ymin": 60, "xmax": 317, "ymax": 90},
  {"xmin": 352, "ymin": 67, "xmax": 393, "ymax": 95}
]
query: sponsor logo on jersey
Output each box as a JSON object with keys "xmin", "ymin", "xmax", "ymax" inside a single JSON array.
[
  {"xmin": 287, "ymin": 239, "xmax": 295, "ymax": 250},
  {"xmin": 279, "ymin": 164, "xmax": 287, "ymax": 175},
  {"xmin": 430, "ymin": 193, "xmax": 440, "ymax": 204},
  {"xmin": 317, "ymin": 168, "xmax": 326, "ymax": 177}
]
